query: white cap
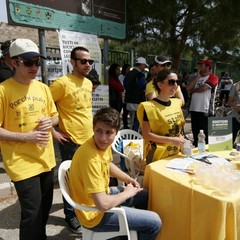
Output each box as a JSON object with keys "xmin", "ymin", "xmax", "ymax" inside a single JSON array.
[
  {"xmin": 9, "ymin": 38, "xmax": 45, "ymax": 60},
  {"xmin": 135, "ymin": 57, "xmax": 149, "ymax": 67}
]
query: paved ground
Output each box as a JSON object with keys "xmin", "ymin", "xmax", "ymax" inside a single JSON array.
[{"xmin": 0, "ymin": 116, "xmax": 192, "ymax": 240}]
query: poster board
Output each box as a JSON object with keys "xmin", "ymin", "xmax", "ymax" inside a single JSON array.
[{"xmin": 208, "ymin": 117, "xmax": 232, "ymax": 151}]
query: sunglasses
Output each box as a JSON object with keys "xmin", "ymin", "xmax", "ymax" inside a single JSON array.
[
  {"xmin": 73, "ymin": 58, "xmax": 94, "ymax": 65},
  {"xmin": 163, "ymin": 79, "xmax": 180, "ymax": 86},
  {"xmin": 16, "ymin": 59, "xmax": 42, "ymax": 67},
  {"xmin": 160, "ymin": 62, "xmax": 172, "ymax": 67}
]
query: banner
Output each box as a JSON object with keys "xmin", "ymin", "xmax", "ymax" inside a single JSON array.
[
  {"xmin": 58, "ymin": 29, "xmax": 101, "ymax": 80},
  {"xmin": 92, "ymin": 85, "xmax": 109, "ymax": 115}
]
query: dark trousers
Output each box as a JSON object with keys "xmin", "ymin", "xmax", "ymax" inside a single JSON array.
[
  {"xmin": 190, "ymin": 111, "xmax": 209, "ymax": 147},
  {"xmin": 58, "ymin": 139, "xmax": 80, "ymax": 219},
  {"xmin": 14, "ymin": 170, "xmax": 54, "ymax": 240},
  {"xmin": 232, "ymin": 117, "xmax": 240, "ymax": 147},
  {"xmin": 122, "ymin": 103, "xmax": 129, "ymax": 128}
]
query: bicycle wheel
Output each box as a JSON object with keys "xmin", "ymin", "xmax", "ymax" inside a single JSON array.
[{"xmin": 215, "ymin": 107, "xmax": 224, "ymax": 117}]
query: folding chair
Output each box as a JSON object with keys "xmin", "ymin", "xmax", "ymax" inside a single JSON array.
[{"xmin": 112, "ymin": 129, "xmax": 144, "ymax": 186}]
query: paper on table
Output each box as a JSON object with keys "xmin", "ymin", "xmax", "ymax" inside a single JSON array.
[
  {"xmin": 166, "ymin": 158, "xmax": 196, "ymax": 173},
  {"xmin": 207, "ymin": 157, "xmax": 231, "ymax": 165}
]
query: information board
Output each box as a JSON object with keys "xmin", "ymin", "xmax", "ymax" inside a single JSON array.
[
  {"xmin": 7, "ymin": 0, "xmax": 126, "ymax": 39},
  {"xmin": 208, "ymin": 117, "xmax": 233, "ymax": 151}
]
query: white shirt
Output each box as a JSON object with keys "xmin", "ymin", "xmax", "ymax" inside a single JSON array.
[{"xmin": 189, "ymin": 75, "xmax": 212, "ymax": 114}]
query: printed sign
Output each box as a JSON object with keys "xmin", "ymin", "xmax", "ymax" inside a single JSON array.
[
  {"xmin": 58, "ymin": 29, "xmax": 101, "ymax": 79},
  {"xmin": 208, "ymin": 117, "xmax": 232, "ymax": 151},
  {"xmin": 7, "ymin": 0, "xmax": 126, "ymax": 39}
]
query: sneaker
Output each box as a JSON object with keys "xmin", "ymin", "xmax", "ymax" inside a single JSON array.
[{"xmin": 65, "ymin": 216, "xmax": 82, "ymax": 234}]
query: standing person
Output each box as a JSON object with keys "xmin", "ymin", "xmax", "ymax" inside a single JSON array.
[
  {"xmin": 219, "ymin": 72, "xmax": 233, "ymax": 105},
  {"xmin": 108, "ymin": 63, "xmax": 124, "ymax": 113},
  {"xmin": 119, "ymin": 63, "xmax": 131, "ymax": 129},
  {"xmin": 145, "ymin": 64, "xmax": 157, "ymax": 100},
  {"xmin": 124, "ymin": 57, "xmax": 148, "ymax": 131},
  {"xmin": 49, "ymin": 46, "xmax": 94, "ymax": 233},
  {"xmin": 137, "ymin": 69, "xmax": 185, "ymax": 163},
  {"xmin": 179, "ymin": 71, "xmax": 190, "ymax": 107},
  {"xmin": 69, "ymin": 107, "xmax": 161, "ymax": 240},
  {"xmin": 227, "ymin": 81, "xmax": 240, "ymax": 146},
  {"xmin": 0, "ymin": 39, "xmax": 15, "ymax": 82},
  {"xmin": 0, "ymin": 38, "xmax": 59, "ymax": 240},
  {"xmin": 186, "ymin": 59, "xmax": 219, "ymax": 147}
]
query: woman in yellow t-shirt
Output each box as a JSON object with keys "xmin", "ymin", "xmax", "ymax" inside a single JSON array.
[{"xmin": 137, "ymin": 69, "xmax": 185, "ymax": 163}]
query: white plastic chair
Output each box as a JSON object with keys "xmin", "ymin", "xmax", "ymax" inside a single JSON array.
[
  {"xmin": 112, "ymin": 129, "xmax": 144, "ymax": 185},
  {"xmin": 58, "ymin": 160, "xmax": 138, "ymax": 240}
]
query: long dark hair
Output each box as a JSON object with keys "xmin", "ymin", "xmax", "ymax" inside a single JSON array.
[{"xmin": 109, "ymin": 63, "xmax": 120, "ymax": 78}]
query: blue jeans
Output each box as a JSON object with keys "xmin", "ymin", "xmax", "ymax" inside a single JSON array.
[
  {"xmin": 89, "ymin": 186, "xmax": 161, "ymax": 240},
  {"xmin": 58, "ymin": 139, "xmax": 80, "ymax": 219}
]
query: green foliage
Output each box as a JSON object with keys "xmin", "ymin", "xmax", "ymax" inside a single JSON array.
[{"xmin": 120, "ymin": 0, "xmax": 240, "ymax": 71}]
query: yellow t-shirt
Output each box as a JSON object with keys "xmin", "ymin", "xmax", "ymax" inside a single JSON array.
[
  {"xmin": 49, "ymin": 73, "xmax": 93, "ymax": 145},
  {"xmin": 0, "ymin": 78, "xmax": 58, "ymax": 181},
  {"xmin": 69, "ymin": 137, "xmax": 112, "ymax": 228},
  {"xmin": 137, "ymin": 98, "xmax": 185, "ymax": 160},
  {"xmin": 145, "ymin": 80, "xmax": 157, "ymax": 97}
]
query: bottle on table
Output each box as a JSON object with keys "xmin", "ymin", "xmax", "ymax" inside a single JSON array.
[
  {"xmin": 197, "ymin": 130, "xmax": 206, "ymax": 153},
  {"xmin": 182, "ymin": 139, "xmax": 192, "ymax": 156}
]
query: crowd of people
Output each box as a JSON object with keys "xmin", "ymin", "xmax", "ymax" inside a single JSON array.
[
  {"xmin": 0, "ymin": 38, "xmax": 162, "ymax": 240},
  {"xmin": 0, "ymin": 37, "xmax": 239, "ymax": 240}
]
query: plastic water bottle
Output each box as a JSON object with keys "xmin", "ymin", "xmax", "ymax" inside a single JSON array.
[
  {"xmin": 197, "ymin": 130, "xmax": 206, "ymax": 153},
  {"xmin": 182, "ymin": 139, "xmax": 192, "ymax": 156}
]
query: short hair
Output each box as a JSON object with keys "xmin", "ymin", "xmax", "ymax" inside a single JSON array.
[
  {"xmin": 70, "ymin": 46, "xmax": 89, "ymax": 59},
  {"xmin": 153, "ymin": 69, "xmax": 176, "ymax": 93},
  {"xmin": 1, "ymin": 39, "xmax": 16, "ymax": 56},
  {"xmin": 121, "ymin": 63, "xmax": 131, "ymax": 75},
  {"xmin": 93, "ymin": 107, "xmax": 120, "ymax": 131}
]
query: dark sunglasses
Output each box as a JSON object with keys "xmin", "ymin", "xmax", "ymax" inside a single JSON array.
[
  {"xmin": 160, "ymin": 62, "xmax": 172, "ymax": 67},
  {"xmin": 164, "ymin": 79, "xmax": 180, "ymax": 86},
  {"xmin": 16, "ymin": 59, "xmax": 42, "ymax": 67},
  {"xmin": 73, "ymin": 58, "xmax": 94, "ymax": 65}
]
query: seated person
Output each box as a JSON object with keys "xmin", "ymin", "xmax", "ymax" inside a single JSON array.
[
  {"xmin": 137, "ymin": 69, "xmax": 185, "ymax": 163},
  {"xmin": 69, "ymin": 107, "xmax": 161, "ymax": 240}
]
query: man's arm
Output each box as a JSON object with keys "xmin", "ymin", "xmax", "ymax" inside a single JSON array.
[
  {"xmin": 0, "ymin": 116, "xmax": 59, "ymax": 144},
  {"xmin": 0, "ymin": 127, "xmax": 49, "ymax": 144},
  {"xmin": 186, "ymin": 67, "xmax": 201, "ymax": 93},
  {"xmin": 91, "ymin": 162, "xmax": 142, "ymax": 212}
]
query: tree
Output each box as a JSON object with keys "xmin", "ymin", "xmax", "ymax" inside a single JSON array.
[{"xmin": 125, "ymin": 0, "xmax": 240, "ymax": 71}]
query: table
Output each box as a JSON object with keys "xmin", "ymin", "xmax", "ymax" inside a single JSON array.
[{"xmin": 144, "ymin": 150, "xmax": 240, "ymax": 240}]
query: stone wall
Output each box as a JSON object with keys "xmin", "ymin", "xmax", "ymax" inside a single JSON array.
[{"xmin": 0, "ymin": 22, "xmax": 59, "ymax": 47}]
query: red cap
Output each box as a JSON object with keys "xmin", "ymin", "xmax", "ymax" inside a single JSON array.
[{"xmin": 197, "ymin": 59, "xmax": 213, "ymax": 68}]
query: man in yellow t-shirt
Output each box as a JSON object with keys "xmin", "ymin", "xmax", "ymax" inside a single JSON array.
[
  {"xmin": 0, "ymin": 39, "xmax": 58, "ymax": 240},
  {"xmin": 69, "ymin": 107, "xmax": 161, "ymax": 239},
  {"xmin": 49, "ymin": 46, "xmax": 93, "ymax": 233}
]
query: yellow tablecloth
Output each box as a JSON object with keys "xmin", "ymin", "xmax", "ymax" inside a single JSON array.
[{"xmin": 144, "ymin": 150, "xmax": 240, "ymax": 240}]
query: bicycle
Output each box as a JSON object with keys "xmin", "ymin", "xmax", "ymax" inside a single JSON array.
[{"xmin": 214, "ymin": 97, "xmax": 233, "ymax": 117}]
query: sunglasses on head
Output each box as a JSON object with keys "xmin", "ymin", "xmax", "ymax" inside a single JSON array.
[
  {"xmin": 164, "ymin": 79, "xmax": 180, "ymax": 86},
  {"xmin": 73, "ymin": 58, "xmax": 94, "ymax": 65},
  {"xmin": 16, "ymin": 59, "xmax": 42, "ymax": 67},
  {"xmin": 160, "ymin": 62, "xmax": 172, "ymax": 67}
]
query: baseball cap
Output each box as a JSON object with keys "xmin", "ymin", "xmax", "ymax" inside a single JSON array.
[
  {"xmin": 198, "ymin": 59, "xmax": 213, "ymax": 68},
  {"xmin": 1, "ymin": 39, "xmax": 15, "ymax": 56},
  {"xmin": 9, "ymin": 38, "xmax": 46, "ymax": 60},
  {"xmin": 135, "ymin": 57, "xmax": 149, "ymax": 67},
  {"xmin": 154, "ymin": 55, "xmax": 172, "ymax": 65}
]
